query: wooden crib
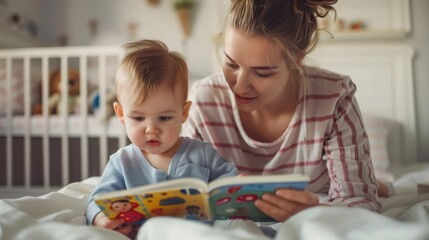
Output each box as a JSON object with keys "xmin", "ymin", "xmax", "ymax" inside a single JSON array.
[{"xmin": 0, "ymin": 46, "xmax": 127, "ymax": 198}]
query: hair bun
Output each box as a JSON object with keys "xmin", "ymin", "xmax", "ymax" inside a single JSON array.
[{"xmin": 293, "ymin": 0, "xmax": 337, "ymax": 18}]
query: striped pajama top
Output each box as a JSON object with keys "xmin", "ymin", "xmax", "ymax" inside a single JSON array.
[{"xmin": 182, "ymin": 67, "xmax": 381, "ymax": 212}]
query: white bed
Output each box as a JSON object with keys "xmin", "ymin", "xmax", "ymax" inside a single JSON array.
[
  {"xmin": 1, "ymin": 167, "xmax": 428, "ymax": 240},
  {"xmin": 1, "ymin": 42, "xmax": 429, "ymax": 239}
]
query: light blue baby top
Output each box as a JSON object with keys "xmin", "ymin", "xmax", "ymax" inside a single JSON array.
[{"xmin": 86, "ymin": 137, "xmax": 237, "ymax": 224}]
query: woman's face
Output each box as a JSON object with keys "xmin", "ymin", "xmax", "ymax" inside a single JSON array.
[{"xmin": 222, "ymin": 28, "xmax": 292, "ymax": 113}]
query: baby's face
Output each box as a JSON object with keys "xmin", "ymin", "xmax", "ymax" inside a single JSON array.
[{"xmin": 118, "ymin": 83, "xmax": 188, "ymax": 158}]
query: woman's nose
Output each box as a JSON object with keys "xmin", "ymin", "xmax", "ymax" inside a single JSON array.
[{"xmin": 234, "ymin": 70, "xmax": 251, "ymax": 94}]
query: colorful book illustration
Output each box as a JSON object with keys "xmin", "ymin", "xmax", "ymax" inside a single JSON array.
[{"xmin": 94, "ymin": 173, "xmax": 309, "ymax": 224}]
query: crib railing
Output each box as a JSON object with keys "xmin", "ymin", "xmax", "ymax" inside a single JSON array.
[{"xmin": 0, "ymin": 46, "xmax": 127, "ymax": 198}]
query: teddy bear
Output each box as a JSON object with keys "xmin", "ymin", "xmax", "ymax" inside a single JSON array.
[{"xmin": 32, "ymin": 69, "xmax": 81, "ymax": 115}]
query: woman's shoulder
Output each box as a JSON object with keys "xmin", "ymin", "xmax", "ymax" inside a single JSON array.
[
  {"xmin": 306, "ymin": 67, "xmax": 350, "ymax": 83},
  {"xmin": 305, "ymin": 67, "xmax": 356, "ymax": 95}
]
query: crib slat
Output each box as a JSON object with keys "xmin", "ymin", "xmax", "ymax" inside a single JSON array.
[
  {"xmin": 5, "ymin": 58, "xmax": 13, "ymax": 188},
  {"xmin": 42, "ymin": 56, "xmax": 50, "ymax": 189},
  {"xmin": 99, "ymin": 55, "xmax": 108, "ymax": 173},
  {"xmin": 60, "ymin": 56, "xmax": 69, "ymax": 186},
  {"xmin": 1, "ymin": 46, "xmax": 125, "ymax": 197},
  {"xmin": 24, "ymin": 57, "xmax": 31, "ymax": 188},
  {"xmin": 80, "ymin": 55, "xmax": 89, "ymax": 180}
]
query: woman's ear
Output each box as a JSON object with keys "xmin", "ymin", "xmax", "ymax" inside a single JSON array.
[
  {"xmin": 113, "ymin": 102, "xmax": 125, "ymax": 125},
  {"xmin": 181, "ymin": 101, "xmax": 192, "ymax": 123}
]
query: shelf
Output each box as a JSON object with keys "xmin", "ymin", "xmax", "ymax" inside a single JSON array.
[
  {"xmin": 0, "ymin": 21, "xmax": 43, "ymax": 48},
  {"xmin": 320, "ymin": 29, "xmax": 410, "ymax": 41},
  {"xmin": 318, "ymin": 0, "xmax": 411, "ymax": 42}
]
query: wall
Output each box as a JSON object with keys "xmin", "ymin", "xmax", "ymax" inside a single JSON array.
[
  {"xmin": 39, "ymin": 0, "xmax": 66, "ymax": 47},
  {"xmin": 0, "ymin": 0, "xmax": 44, "ymax": 47},
  {"xmin": 42, "ymin": 0, "xmax": 222, "ymax": 80},
  {"xmin": 405, "ymin": 0, "xmax": 429, "ymax": 163},
  {"xmin": 0, "ymin": 0, "xmax": 43, "ymax": 30}
]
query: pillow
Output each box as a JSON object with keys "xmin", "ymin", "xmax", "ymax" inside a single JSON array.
[{"xmin": 363, "ymin": 114, "xmax": 394, "ymax": 182}]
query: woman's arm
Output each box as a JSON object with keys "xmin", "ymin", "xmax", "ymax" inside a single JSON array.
[
  {"xmin": 255, "ymin": 189, "xmax": 321, "ymax": 222},
  {"xmin": 322, "ymin": 79, "xmax": 381, "ymax": 212}
]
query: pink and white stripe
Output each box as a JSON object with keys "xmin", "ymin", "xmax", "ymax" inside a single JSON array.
[{"xmin": 183, "ymin": 68, "xmax": 381, "ymax": 212}]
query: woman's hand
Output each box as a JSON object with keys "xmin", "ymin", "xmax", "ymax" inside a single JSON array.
[
  {"xmin": 93, "ymin": 212, "xmax": 133, "ymax": 236},
  {"xmin": 254, "ymin": 189, "xmax": 320, "ymax": 222}
]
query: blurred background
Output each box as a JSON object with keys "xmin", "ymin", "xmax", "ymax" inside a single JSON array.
[
  {"xmin": 0, "ymin": 0, "xmax": 428, "ymax": 163},
  {"xmin": 0, "ymin": 0, "xmax": 224, "ymax": 80}
]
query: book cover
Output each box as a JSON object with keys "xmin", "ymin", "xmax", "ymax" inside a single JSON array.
[{"xmin": 94, "ymin": 173, "xmax": 309, "ymax": 224}]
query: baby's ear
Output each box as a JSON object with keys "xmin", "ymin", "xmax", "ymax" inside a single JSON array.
[
  {"xmin": 182, "ymin": 101, "xmax": 192, "ymax": 123},
  {"xmin": 113, "ymin": 102, "xmax": 125, "ymax": 125}
]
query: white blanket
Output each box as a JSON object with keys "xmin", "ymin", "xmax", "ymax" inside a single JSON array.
[{"xmin": 1, "ymin": 173, "xmax": 429, "ymax": 240}]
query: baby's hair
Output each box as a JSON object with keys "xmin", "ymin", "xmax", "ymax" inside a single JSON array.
[
  {"xmin": 216, "ymin": 0, "xmax": 337, "ymax": 90},
  {"xmin": 116, "ymin": 39, "xmax": 188, "ymax": 105}
]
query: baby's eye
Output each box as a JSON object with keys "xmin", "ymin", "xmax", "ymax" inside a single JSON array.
[
  {"xmin": 132, "ymin": 117, "xmax": 144, "ymax": 121},
  {"xmin": 159, "ymin": 116, "xmax": 173, "ymax": 121}
]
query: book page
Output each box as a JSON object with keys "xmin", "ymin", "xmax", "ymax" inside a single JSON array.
[
  {"xmin": 94, "ymin": 178, "xmax": 212, "ymax": 223},
  {"xmin": 208, "ymin": 174, "xmax": 309, "ymax": 222},
  {"xmin": 95, "ymin": 178, "xmax": 209, "ymax": 200},
  {"xmin": 208, "ymin": 173, "xmax": 309, "ymax": 191}
]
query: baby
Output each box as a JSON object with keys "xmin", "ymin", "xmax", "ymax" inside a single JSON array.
[{"xmin": 85, "ymin": 39, "xmax": 237, "ymax": 237}]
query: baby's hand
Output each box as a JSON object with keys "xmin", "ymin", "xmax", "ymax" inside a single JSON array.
[
  {"xmin": 93, "ymin": 212, "xmax": 133, "ymax": 235},
  {"xmin": 237, "ymin": 173, "xmax": 247, "ymax": 177}
]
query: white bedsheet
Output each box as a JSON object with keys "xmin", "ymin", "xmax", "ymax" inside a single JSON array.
[{"xmin": 1, "ymin": 172, "xmax": 429, "ymax": 240}]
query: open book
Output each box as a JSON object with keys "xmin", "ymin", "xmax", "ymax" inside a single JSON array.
[{"xmin": 94, "ymin": 173, "xmax": 309, "ymax": 224}]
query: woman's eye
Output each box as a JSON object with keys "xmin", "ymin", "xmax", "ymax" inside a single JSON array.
[
  {"xmin": 256, "ymin": 72, "xmax": 274, "ymax": 78},
  {"xmin": 225, "ymin": 62, "xmax": 239, "ymax": 69},
  {"xmin": 159, "ymin": 116, "xmax": 173, "ymax": 121}
]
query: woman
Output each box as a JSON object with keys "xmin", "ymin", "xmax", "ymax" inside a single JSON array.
[{"xmin": 183, "ymin": 0, "xmax": 381, "ymax": 222}]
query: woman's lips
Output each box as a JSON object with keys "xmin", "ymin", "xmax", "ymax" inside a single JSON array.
[{"xmin": 235, "ymin": 94, "xmax": 256, "ymax": 104}]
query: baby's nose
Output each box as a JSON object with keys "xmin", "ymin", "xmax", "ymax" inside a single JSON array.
[{"xmin": 145, "ymin": 124, "xmax": 160, "ymax": 136}]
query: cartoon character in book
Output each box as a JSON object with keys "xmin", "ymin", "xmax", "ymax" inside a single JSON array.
[
  {"xmin": 110, "ymin": 199, "xmax": 146, "ymax": 225},
  {"xmin": 184, "ymin": 205, "xmax": 202, "ymax": 220}
]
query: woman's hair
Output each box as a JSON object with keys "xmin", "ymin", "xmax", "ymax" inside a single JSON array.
[
  {"xmin": 216, "ymin": 0, "xmax": 337, "ymax": 87},
  {"xmin": 116, "ymin": 39, "xmax": 188, "ymax": 105}
]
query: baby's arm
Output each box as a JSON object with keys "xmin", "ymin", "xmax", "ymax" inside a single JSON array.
[
  {"xmin": 86, "ymin": 156, "xmax": 127, "ymax": 225},
  {"xmin": 204, "ymin": 143, "xmax": 238, "ymax": 180},
  {"xmin": 93, "ymin": 212, "xmax": 133, "ymax": 235}
]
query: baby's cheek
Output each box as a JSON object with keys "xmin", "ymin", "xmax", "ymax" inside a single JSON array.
[
  {"xmin": 167, "ymin": 125, "xmax": 182, "ymax": 138},
  {"xmin": 127, "ymin": 126, "xmax": 144, "ymax": 142}
]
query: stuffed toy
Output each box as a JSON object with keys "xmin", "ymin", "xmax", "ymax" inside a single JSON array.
[
  {"xmin": 90, "ymin": 87, "xmax": 116, "ymax": 122},
  {"xmin": 32, "ymin": 69, "xmax": 81, "ymax": 115}
]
